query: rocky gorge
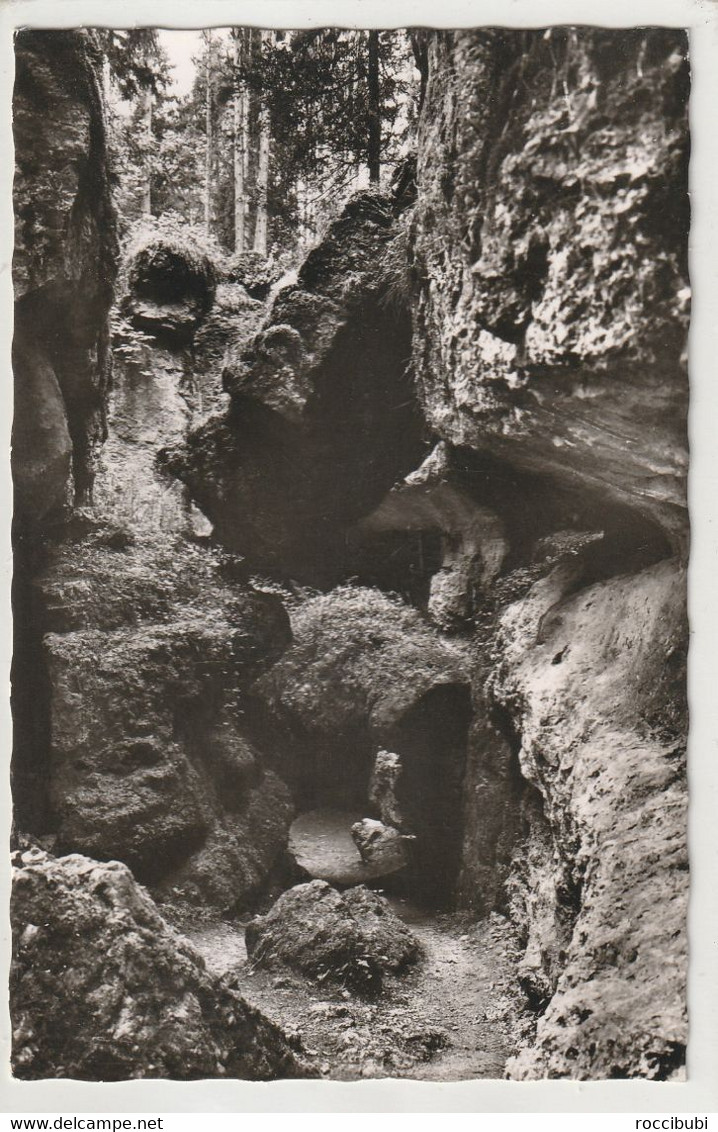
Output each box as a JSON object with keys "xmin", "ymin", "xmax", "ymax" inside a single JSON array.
[{"xmin": 11, "ymin": 26, "xmax": 689, "ymax": 1083}]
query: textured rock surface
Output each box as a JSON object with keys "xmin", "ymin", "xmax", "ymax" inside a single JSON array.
[
  {"xmin": 255, "ymin": 586, "xmax": 472, "ymax": 901},
  {"xmin": 497, "ymin": 559, "xmax": 687, "ymax": 1079},
  {"xmin": 356, "ymin": 442, "xmax": 507, "ymax": 628},
  {"xmin": 245, "ymin": 880, "xmax": 421, "ymax": 993},
  {"xmin": 407, "ymin": 28, "xmax": 689, "ymax": 1078},
  {"xmin": 13, "ymin": 29, "xmax": 118, "ymax": 521},
  {"xmin": 123, "ymin": 229, "xmax": 217, "ymax": 344},
  {"xmin": 165, "ymin": 192, "xmax": 424, "ymax": 584},
  {"xmin": 14, "ymin": 270, "xmax": 294, "ymax": 913},
  {"xmin": 193, "ymin": 283, "xmax": 265, "ymax": 391},
  {"xmin": 11, "ymin": 849, "xmax": 310, "ymax": 1080},
  {"xmin": 38, "ymin": 538, "xmax": 292, "ymax": 908},
  {"xmin": 95, "ymin": 341, "xmax": 202, "ymax": 538},
  {"xmin": 411, "ymin": 29, "xmax": 689, "ymax": 549}
]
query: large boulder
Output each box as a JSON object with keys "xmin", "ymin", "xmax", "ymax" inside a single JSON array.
[
  {"xmin": 193, "ymin": 282, "xmax": 265, "ymax": 392},
  {"xmin": 12, "ymin": 29, "xmax": 119, "ymax": 523},
  {"xmin": 164, "ymin": 192, "xmax": 425, "ymax": 585},
  {"xmin": 245, "ymin": 879, "xmax": 421, "ymax": 994},
  {"xmin": 123, "ymin": 227, "xmax": 218, "ymax": 344},
  {"xmin": 259, "ymin": 586, "xmax": 469, "ymax": 742},
  {"xmin": 11, "ymin": 849, "xmax": 310, "ymax": 1080}
]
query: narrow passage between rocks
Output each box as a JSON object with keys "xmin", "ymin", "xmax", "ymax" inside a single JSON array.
[{"xmin": 184, "ymin": 899, "xmax": 525, "ymax": 1080}]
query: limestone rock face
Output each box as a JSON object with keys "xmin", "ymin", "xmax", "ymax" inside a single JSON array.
[
  {"xmin": 11, "ymin": 849, "xmax": 310, "ymax": 1080},
  {"xmin": 259, "ymin": 586, "xmax": 469, "ymax": 742},
  {"xmin": 33, "ymin": 533, "xmax": 293, "ymax": 911},
  {"xmin": 245, "ymin": 879, "xmax": 421, "ymax": 993},
  {"xmin": 193, "ymin": 283, "xmax": 265, "ymax": 389},
  {"xmin": 356, "ymin": 442, "xmax": 508, "ymax": 629},
  {"xmin": 499, "ymin": 558, "xmax": 687, "ymax": 1079},
  {"xmin": 165, "ymin": 192, "xmax": 424, "ymax": 584},
  {"xmin": 406, "ymin": 27, "xmax": 689, "ymax": 1079},
  {"xmin": 412, "ymin": 29, "xmax": 689, "ymax": 549},
  {"xmin": 13, "ymin": 30, "xmax": 118, "ymax": 521}
]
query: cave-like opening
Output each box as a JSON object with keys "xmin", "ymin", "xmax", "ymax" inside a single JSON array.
[{"xmin": 388, "ymin": 682, "xmax": 474, "ymax": 908}]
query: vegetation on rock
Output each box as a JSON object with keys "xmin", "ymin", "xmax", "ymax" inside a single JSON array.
[{"xmin": 122, "ymin": 218, "xmax": 220, "ymax": 342}]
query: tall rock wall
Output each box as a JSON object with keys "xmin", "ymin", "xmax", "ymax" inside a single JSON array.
[
  {"xmin": 410, "ymin": 28, "xmax": 689, "ymax": 1079},
  {"xmin": 12, "ymin": 29, "xmax": 119, "ymax": 837},
  {"xmin": 13, "ymin": 30, "xmax": 119, "ymax": 522},
  {"xmin": 411, "ymin": 29, "xmax": 689, "ymax": 548},
  {"xmin": 11, "ymin": 31, "xmax": 294, "ymax": 916}
]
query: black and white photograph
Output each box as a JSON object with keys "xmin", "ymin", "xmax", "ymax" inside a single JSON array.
[{"xmin": 9, "ymin": 16, "xmax": 693, "ymax": 1087}]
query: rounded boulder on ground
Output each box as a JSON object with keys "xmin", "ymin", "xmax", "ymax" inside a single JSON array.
[{"xmin": 245, "ymin": 879, "xmax": 421, "ymax": 994}]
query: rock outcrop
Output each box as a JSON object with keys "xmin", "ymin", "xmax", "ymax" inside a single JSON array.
[
  {"xmin": 255, "ymin": 586, "xmax": 472, "ymax": 901},
  {"xmin": 11, "ymin": 849, "xmax": 310, "ymax": 1080},
  {"xmin": 12, "ymin": 69, "xmax": 294, "ymax": 915},
  {"xmin": 36, "ymin": 531, "xmax": 293, "ymax": 910},
  {"xmin": 193, "ymin": 282, "xmax": 265, "ymax": 391},
  {"xmin": 411, "ymin": 28, "xmax": 689, "ymax": 551},
  {"xmin": 245, "ymin": 879, "xmax": 421, "ymax": 994},
  {"xmin": 13, "ymin": 29, "xmax": 118, "ymax": 523},
  {"xmin": 123, "ymin": 227, "xmax": 217, "ymax": 344},
  {"xmin": 165, "ymin": 192, "xmax": 425, "ymax": 585},
  {"xmin": 355, "ymin": 442, "xmax": 507, "ymax": 628},
  {"xmin": 409, "ymin": 28, "xmax": 689, "ymax": 1079},
  {"xmin": 500, "ymin": 558, "xmax": 687, "ymax": 1079}
]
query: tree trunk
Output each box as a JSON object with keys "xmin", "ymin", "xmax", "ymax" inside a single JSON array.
[
  {"xmin": 203, "ymin": 30, "xmax": 213, "ymax": 236},
  {"xmin": 233, "ymin": 29, "xmax": 247, "ymax": 253},
  {"xmin": 140, "ymin": 76, "xmax": 153, "ymax": 215},
  {"xmin": 253, "ymin": 29, "xmax": 272, "ymax": 256},
  {"xmin": 367, "ymin": 30, "xmax": 381, "ymax": 184}
]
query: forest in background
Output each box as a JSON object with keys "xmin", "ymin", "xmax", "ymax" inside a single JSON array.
[{"xmin": 102, "ymin": 28, "xmax": 418, "ymax": 267}]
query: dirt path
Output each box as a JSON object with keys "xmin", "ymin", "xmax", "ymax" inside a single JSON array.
[{"xmin": 183, "ymin": 898, "xmax": 525, "ymax": 1080}]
